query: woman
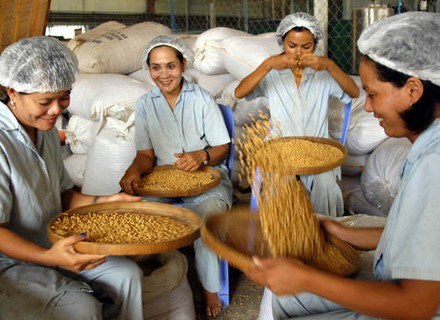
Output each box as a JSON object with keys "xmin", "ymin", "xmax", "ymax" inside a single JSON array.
[
  {"xmin": 248, "ymin": 11, "xmax": 440, "ymax": 319},
  {"xmin": 0, "ymin": 36, "xmax": 143, "ymax": 319},
  {"xmin": 234, "ymin": 12, "xmax": 359, "ymax": 217},
  {"xmin": 119, "ymin": 34, "xmax": 233, "ymax": 317}
]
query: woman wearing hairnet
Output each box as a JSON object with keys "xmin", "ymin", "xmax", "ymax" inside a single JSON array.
[
  {"xmin": 247, "ymin": 12, "xmax": 440, "ymax": 319},
  {"xmin": 0, "ymin": 36, "xmax": 144, "ymax": 319},
  {"xmin": 234, "ymin": 12, "xmax": 359, "ymax": 217},
  {"xmin": 119, "ymin": 34, "xmax": 233, "ymax": 317}
]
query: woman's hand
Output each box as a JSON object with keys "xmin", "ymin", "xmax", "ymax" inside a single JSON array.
[
  {"xmin": 119, "ymin": 168, "xmax": 141, "ymax": 195},
  {"xmin": 100, "ymin": 192, "xmax": 142, "ymax": 203},
  {"xmin": 174, "ymin": 150, "xmax": 205, "ymax": 172},
  {"xmin": 300, "ymin": 53, "xmax": 333, "ymax": 71},
  {"xmin": 246, "ymin": 257, "xmax": 312, "ymax": 296},
  {"xmin": 45, "ymin": 234, "xmax": 107, "ymax": 272},
  {"xmin": 267, "ymin": 53, "xmax": 297, "ymax": 71}
]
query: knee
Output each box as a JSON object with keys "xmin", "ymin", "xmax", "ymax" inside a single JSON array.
[
  {"xmin": 51, "ymin": 291, "xmax": 101, "ymax": 319},
  {"xmin": 116, "ymin": 257, "xmax": 143, "ymax": 283}
]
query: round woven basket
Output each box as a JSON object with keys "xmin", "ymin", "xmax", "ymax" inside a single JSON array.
[
  {"xmin": 256, "ymin": 136, "xmax": 347, "ymax": 175},
  {"xmin": 201, "ymin": 204, "xmax": 360, "ymax": 276},
  {"xmin": 47, "ymin": 201, "xmax": 201, "ymax": 255},
  {"xmin": 134, "ymin": 165, "xmax": 222, "ymax": 198}
]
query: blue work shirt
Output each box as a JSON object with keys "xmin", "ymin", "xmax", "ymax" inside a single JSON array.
[
  {"xmin": 255, "ymin": 67, "xmax": 352, "ymax": 138},
  {"xmin": 135, "ymin": 79, "xmax": 232, "ymax": 206},
  {"xmin": 0, "ymin": 102, "xmax": 73, "ymax": 251},
  {"xmin": 374, "ymin": 119, "xmax": 440, "ymax": 287}
]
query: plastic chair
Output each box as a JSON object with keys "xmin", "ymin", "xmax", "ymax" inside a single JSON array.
[{"xmin": 217, "ymin": 103, "xmax": 235, "ymax": 307}]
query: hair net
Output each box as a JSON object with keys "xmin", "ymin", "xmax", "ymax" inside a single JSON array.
[
  {"xmin": 276, "ymin": 12, "xmax": 324, "ymax": 48},
  {"xmin": 358, "ymin": 11, "xmax": 440, "ymax": 86},
  {"xmin": 142, "ymin": 34, "xmax": 194, "ymax": 69},
  {"xmin": 0, "ymin": 36, "xmax": 78, "ymax": 93}
]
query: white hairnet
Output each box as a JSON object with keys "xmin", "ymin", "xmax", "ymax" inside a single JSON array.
[
  {"xmin": 0, "ymin": 36, "xmax": 78, "ymax": 93},
  {"xmin": 358, "ymin": 12, "xmax": 440, "ymax": 86},
  {"xmin": 276, "ymin": 12, "xmax": 324, "ymax": 48},
  {"xmin": 142, "ymin": 34, "xmax": 194, "ymax": 69}
]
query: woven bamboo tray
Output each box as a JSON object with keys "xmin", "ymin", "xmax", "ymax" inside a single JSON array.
[
  {"xmin": 134, "ymin": 165, "xmax": 222, "ymax": 198},
  {"xmin": 47, "ymin": 201, "xmax": 201, "ymax": 255},
  {"xmin": 257, "ymin": 136, "xmax": 347, "ymax": 175},
  {"xmin": 201, "ymin": 204, "xmax": 360, "ymax": 275}
]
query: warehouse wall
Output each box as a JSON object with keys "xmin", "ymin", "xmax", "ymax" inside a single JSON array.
[{"xmin": 50, "ymin": 0, "xmax": 146, "ymax": 13}]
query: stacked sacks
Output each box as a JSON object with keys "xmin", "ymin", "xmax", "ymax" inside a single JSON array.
[
  {"xmin": 63, "ymin": 73, "xmax": 152, "ymax": 191},
  {"xmin": 74, "ymin": 22, "xmax": 171, "ymax": 74}
]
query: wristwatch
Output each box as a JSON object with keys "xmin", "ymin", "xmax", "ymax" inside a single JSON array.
[{"xmin": 202, "ymin": 149, "xmax": 210, "ymax": 166}]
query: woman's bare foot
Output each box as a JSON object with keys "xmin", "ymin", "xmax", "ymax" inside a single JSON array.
[{"xmin": 204, "ymin": 288, "xmax": 222, "ymax": 317}]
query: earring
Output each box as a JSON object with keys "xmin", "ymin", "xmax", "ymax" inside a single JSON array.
[{"xmin": 10, "ymin": 100, "xmax": 16, "ymax": 110}]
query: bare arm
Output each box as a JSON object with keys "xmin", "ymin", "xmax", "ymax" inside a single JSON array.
[
  {"xmin": 321, "ymin": 219, "xmax": 383, "ymax": 251},
  {"xmin": 119, "ymin": 149, "xmax": 155, "ymax": 195},
  {"xmin": 249, "ymin": 258, "xmax": 440, "ymax": 320},
  {"xmin": 174, "ymin": 144, "xmax": 229, "ymax": 172},
  {"xmin": 0, "ymin": 223, "xmax": 106, "ymax": 272},
  {"xmin": 301, "ymin": 54, "xmax": 360, "ymax": 98}
]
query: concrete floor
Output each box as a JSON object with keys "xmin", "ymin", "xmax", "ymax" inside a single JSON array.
[
  {"xmin": 183, "ymin": 190, "xmax": 265, "ymax": 320},
  {"xmin": 182, "ymin": 245, "xmax": 264, "ymax": 320}
]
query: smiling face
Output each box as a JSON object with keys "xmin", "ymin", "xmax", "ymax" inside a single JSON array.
[
  {"xmin": 8, "ymin": 89, "xmax": 71, "ymax": 132},
  {"xmin": 282, "ymin": 29, "xmax": 315, "ymax": 58},
  {"xmin": 359, "ymin": 59, "xmax": 417, "ymax": 141},
  {"xmin": 148, "ymin": 46, "xmax": 186, "ymax": 98}
]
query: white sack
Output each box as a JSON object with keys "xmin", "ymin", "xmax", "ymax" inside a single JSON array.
[
  {"xmin": 66, "ymin": 21, "xmax": 126, "ymax": 52},
  {"xmin": 128, "ymin": 68, "xmax": 156, "ymax": 87},
  {"xmin": 223, "ymin": 33, "xmax": 282, "ymax": 80},
  {"xmin": 81, "ymin": 114, "xmax": 136, "ymax": 196},
  {"xmin": 361, "ymin": 137, "xmax": 411, "ymax": 216},
  {"xmin": 177, "ymin": 33, "xmax": 199, "ymax": 50},
  {"xmin": 339, "ymin": 176, "xmax": 385, "ymax": 216},
  {"xmin": 194, "ymin": 27, "xmax": 249, "ymax": 75},
  {"xmin": 75, "ymin": 22, "xmax": 171, "ymax": 74},
  {"xmin": 63, "ymin": 153, "xmax": 88, "ymax": 187},
  {"xmin": 185, "ymin": 68, "xmax": 234, "ymax": 98},
  {"xmin": 142, "ymin": 251, "xmax": 195, "ymax": 320},
  {"xmin": 65, "ymin": 115, "xmax": 99, "ymax": 154},
  {"xmin": 328, "ymin": 76, "xmax": 388, "ymax": 155},
  {"xmin": 69, "ymin": 73, "xmax": 151, "ymax": 120}
]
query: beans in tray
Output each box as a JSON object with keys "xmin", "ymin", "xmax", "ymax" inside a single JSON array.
[
  {"xmin": 139, "ymin": 168, "xmax": 213, "ymax": 191},
  {"xmin": 50, "ymin": 211, "xmax": 193, "ymax": 244}
]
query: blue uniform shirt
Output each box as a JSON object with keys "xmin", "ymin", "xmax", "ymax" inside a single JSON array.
[
  {"xmin": 0, "ymin": 102, "xmax": 73, "ymax": 250},
  {"xmin": 255, "ymin": 67, "xmax": 352, "ymax": 138},
  {"xmin": 374, "ymin": 119, "xmax": 440, "ymax": 285}
]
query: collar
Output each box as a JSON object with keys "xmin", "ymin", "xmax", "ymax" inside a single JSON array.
[
  {"xmin": 406, "ymin": 118, "xmax": 440, "ymax": 164},
  {"xmin": 0, "ymin": 102, "xmax": 21, "ymax": 131},
  {"xmin": 150, "ymin": 78, "xmax": 195, "ymax": 98}
]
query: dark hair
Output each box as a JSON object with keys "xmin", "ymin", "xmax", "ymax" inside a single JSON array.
[
  {"xmin": 146, "ymin": 45, "xmax": 184, "ymax": 67},
  {"xmin": 362, "ymin": 55, "xmax": 440, "ymax": 134},
  {"xmin": 282, "ymin": 27, "xmax": 317, "ymax": 49}
]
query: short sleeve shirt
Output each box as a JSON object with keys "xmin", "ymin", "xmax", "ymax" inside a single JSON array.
[
  {"xmin": 135, "ymin": 79, "xmax": 230, "ymax": 165},
  {"xmin": 374, "ymin": 119, "xmax": 440, "ymax": 285},
  {"xmin": 256, "ymin": 68, "xmax": 352, "ymax": 138},
  {"xmin": 0, "ymin": 103, "xmax": 73, "ymax": 249}
]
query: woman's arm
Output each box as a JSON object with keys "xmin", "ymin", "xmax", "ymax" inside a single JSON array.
[
  {"xmin": 248, "ymin": 258, "xmax": 440, "ymax": 320},
  {"xmin": 301, "ymin": 54, "xmax": 360, "ymax": 98},
  {"xmin": 119, "ymin": 150, "xmax": 155, "ymax": 195},
  {"xmin": 234, "ymin": 54, "xmax": 293, "ymax": 99},
  {"xmin": 0, "ymin": 223, "xmax": 106, "ymax": 272},
  {"xmin": 174, "ymin": 144, "xmax": 229, "ymax": 172},
  {"xmin": 321, "ymin": 219, "xmax": 383, "ymax": 251}
]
